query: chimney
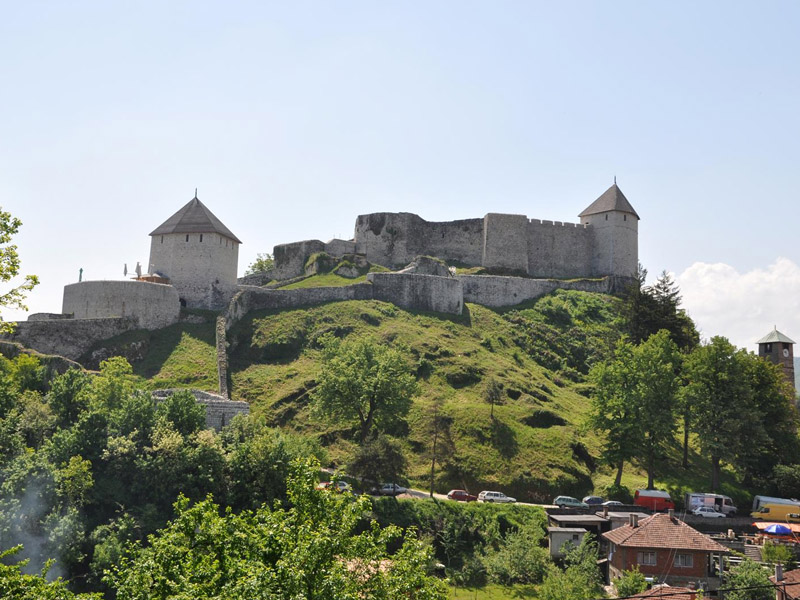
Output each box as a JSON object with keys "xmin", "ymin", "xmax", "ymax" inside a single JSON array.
[
  {"xmin": 776, "ymin": 563, "xmax": 784, "ymax": 582},
  {"xmin": 629, "ymin": 513, "xmax": 639, "ymax": 527},
  {"xmin": 602, "ymin": 506, "xmax": 609, "ymax": 518},
  {"xmin": 668, "ymin": 509, "xmax": 674, "ymax": 519}
]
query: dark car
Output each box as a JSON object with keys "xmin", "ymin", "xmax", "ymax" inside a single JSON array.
[
  {"xmin": 582, "ymin": 495, "xmax": 605, "ymax": 505},
  {"xmin": 370, "ymin": 483, "xmax": 408, "ymax": 496},
  {"xmin": 447, "ymin": 489, "xmax": 478, "ymax": 502}
]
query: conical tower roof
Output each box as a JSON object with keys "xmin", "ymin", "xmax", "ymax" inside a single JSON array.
[
  {"xmin": 757, "ymin": 326, "xmax": 795, "ymax": 345},
  {"xmin": 579, "ymin": 183, "xmax": 639, "ymax": 219},
  {"xmin": 150, "ymin": 195, "xmax": 242, "ymax": 243}
]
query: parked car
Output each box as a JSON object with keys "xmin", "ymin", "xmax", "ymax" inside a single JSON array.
[
  {"xmin": 371, "ymin": 483, "xmax": 407, "ymax": 496},
  {"xmin": 447, "ymin": 489, "xmax": 478, "ymax": 502},
  {"xmin": 316, "ymin": 480, "xmax": 351, "ymax": 492},
  {"xmin": 602, "ymin": 500, "xmax": 624, "ymax": 507},
  {"xmin": 692, "ymin": 506, "xmax": 726, "ymax": 518},
  {"xmin": 478, "ymin": 491, "xmax": 516, "ymax": 503},
  {"xmin": 553, "ymin": 495, "xmax": 589, "ymax": 509},
  {"xmin": 582, "ymin": 495, "xmax": 605, "ymax": 505}
]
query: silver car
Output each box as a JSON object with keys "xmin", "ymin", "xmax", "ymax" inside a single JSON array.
[{"xmin": 478, "ymin": 490, "xmax": 516, "ymax": 503}]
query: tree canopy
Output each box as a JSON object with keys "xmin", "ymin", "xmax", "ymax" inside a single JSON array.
[{"xmin": 0, "ymin": 207, "xmax": 39, "ymax": 333}]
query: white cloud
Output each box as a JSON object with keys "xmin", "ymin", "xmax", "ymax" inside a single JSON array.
[{"xmin": 676, "ymin": 257, "xmax": 800, "ymax": 351}]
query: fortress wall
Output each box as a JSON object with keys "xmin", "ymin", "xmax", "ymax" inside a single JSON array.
[
  {"xmin": 237, "ymin": 270, "xmax": 274, "ymax": 287},
  {"xmin": 527, "ymin": 220, "xmax": 593, "ymax": 278},
  {"xmin": 354, "ymin": 213, "xmax": 418, "ymax": 267},
  {"xmin": 225, "ymin": 284, "xmax": 374, "ymax": 331},
  {"xmin": 458, "ymin": 275, "xmax": 619, "ymax": 308},
  {"xmin": 324, "ymin": 239, "xmax": 357, "ymax": 257},
  {"xmin": 2, "ymin": 317, "xmax": 138, "ymax": 360},
  {"xmin": 414, "ymin": 218, "xmax": 485, "ymax": 266},
  {"xmin": 62, "ymin": 281, "xmax": 180, "ymax": 329},
  {"xmin": 149, "ymin": 233, "xmax": 239, "ymax": 309},
  {"xmin": 28, "ymin": 313, "xmax": 73, "ymax": 321},
  {"xmin": 273, "ymin": 239, "xmax": 325, "ymax": 280},
  {"xmin": 482, "ymin": 214, "xmax": 529, "ymax": 272},
  {"xmin": 368, "ymin": 273, "xmax": 463, "ymax": 315}
]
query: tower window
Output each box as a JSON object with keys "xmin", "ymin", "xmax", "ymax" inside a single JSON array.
[
  {"xmin": 605, "ymin": 214, "xmax": 608, "ymax": 221},
  {"xmin": 765, "ymin": 343, "xmax": 772, "ymax": 353},
  {"xmin": 624, "ymin": 215, "xmax": 627, "ymax": 221},
  {"xmin": 186, "ymin": 235, "xmax": 189, "ymax": 242},
  {"xmin": 161, "ymin": 236, "xmax": 164, "ymax": 243},
  {"xmin": 200, "ymin": 234, "xmax": 203, "ymax": 242}
]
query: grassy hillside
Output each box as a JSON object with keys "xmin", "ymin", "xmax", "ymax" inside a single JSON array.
[
  {"xmin": 222, "ymin": 290, "xmax": 620, "ymax": 502},
  {"xmin": 108, "ymin": 287, "xmax": 751, "ymax": 505}
]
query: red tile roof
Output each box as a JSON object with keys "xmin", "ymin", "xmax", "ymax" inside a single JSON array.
[
  {"xmin": 771, "ymin": 568, "xmax": 800, "ymax": 599},
  {"xmin": 632, "ymin": 585, "xmax": 697, "ymax": 599},
  {"xmin": 602, "ymin": 513, "xmax": 729, "ymax": 552}
]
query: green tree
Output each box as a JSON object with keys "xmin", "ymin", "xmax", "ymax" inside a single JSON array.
[
  {"xmin": 484, "ymin": 378, "xmax": 503, "ymax": 420},
  {"xmin": 684, "ymin": 337, "xmax": 751, "ymax": 490},
  {"xmin": 348, "ymin": 434, "xmax": 407, "ymax": 487},
  {"xmin": 482, "ymin": 521, "xmax": 550, "ymax": 585},
  {"xmin": 537, "ymin": 534, "xmax": 602, "ymax": 600},
  {"xmin": 245, "ymin": 252, "xmax": 274, "ymax": 275},
  {"xmin": 724, "ymin": 559, "xmax": 773, "ymax": 600},
  {"xmin": 615, "ymin": 566, "xmax": 647, "ymax": 597},
  {"xmin": 155, "ymin": 390, "xmax": 206, "ymax": 436},
  {"xmin": 637, "ymin": 330, "xmax": 682, "ymax": 488},
  {"xmin": 0, "ymin": 546, "xmax": 99, "ymax": 599},
  {"xmin": 107, "ymin": 458, "xmax": 447, "ymax": 600},
  {"xmin": 0, "ymin": 207, "xmax": 39, "ymax": 333},
  {"xmin": 312, "ymin": 335, "xmax": 417, "ymax": 442}
]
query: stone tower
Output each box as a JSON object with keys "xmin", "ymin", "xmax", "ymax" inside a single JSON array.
[
  {"xmin": 148, "ymin": 194, "xmax": 241, "ymax": 310},
  {"xmin": 578, "ymin": 183, "xmax": 639, "ymax": 278},
  {"xmin": 757, "ymin": 327, "xmax": 796, "ymax": 393}
]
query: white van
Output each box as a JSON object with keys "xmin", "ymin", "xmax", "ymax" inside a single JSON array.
[
  {"xmin": 685, "ymin": 492, "xmax": 737, "ymax": 516},
  {"xmin": 478, "ymin": 491, "xmax": 516, "ymax": 503}
]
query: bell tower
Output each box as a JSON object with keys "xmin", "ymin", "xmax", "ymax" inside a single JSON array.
[{"xmin": 757, "ymin": 326, "xmax": 796, "ymax": 393}]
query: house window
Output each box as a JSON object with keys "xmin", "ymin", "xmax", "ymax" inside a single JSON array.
[
  {"xmin": 572, "ymin": 534, "xmax": 579, "ymax": 541},
  {"xmin": 674, "ymin": 554, "xmax": 693, "ymax": 568},
  {"xmin": 637, "ymin": 551, "xmax": 657, "ymax": 566}
]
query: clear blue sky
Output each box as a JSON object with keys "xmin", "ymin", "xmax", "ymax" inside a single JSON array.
[{"xmin": 2, "ymin": 1, "xmax": 799, "ymax": 349}]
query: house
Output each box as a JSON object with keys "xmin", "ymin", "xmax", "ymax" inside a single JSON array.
[
  {"xmin": 547, "ymin": 527, "xmax": 587, "ymax": 558},
  {"xmin": 772, "ymin": 567, "xmax": 800, "ymax": 599},
  {"xmin": 602, "ymin": 512, "xmax": 729, "ymax": 590},
  {"xmin": 631, "ymin": 584, "xmax": 699, "ymax": 599}
]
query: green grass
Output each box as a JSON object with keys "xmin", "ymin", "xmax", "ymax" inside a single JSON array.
[{"xmin": 223, "ymin": 291, "xmax": 623, "ymax": 501}]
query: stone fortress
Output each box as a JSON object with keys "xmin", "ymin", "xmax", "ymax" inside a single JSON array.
[{"xmin": 4, "ymin": 183, "xmax": 639, "ymax": 403}]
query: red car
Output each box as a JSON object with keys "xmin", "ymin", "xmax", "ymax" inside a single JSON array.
[{"xmin": 447, "ymin": 489, "xmax": 478, "ymax": 502}]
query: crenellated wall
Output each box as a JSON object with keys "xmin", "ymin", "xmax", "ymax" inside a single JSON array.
[{"xmin": 276, "ymin": 206, "xmax": 638, "ymax": 282}]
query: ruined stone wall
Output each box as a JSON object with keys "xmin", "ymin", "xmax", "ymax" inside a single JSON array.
[
  {"xmin": 367, "ymin": 273, "xmax": 463, "ymax": 314},
  {"xmin": 458, "ymin": 275, "xmax": 623, "ymax": 307},
  {"xmin": 148, "ymin": 232, "xmax": 239, "ymax": 309},
  {"xmin": 225, "ymin": 284, "xmax": 375, "ymax": 331},
  {"xmin": 527, "ymin": 220, "xmax": 594, "ymax": 278},
  {"xmin": 2, "ymin": 317, "xmax": 138, "ymax": 361},
  {"xmin": 413, "ymin": 218, "xmax": 484, "ymax": 266},
  {"xmin": 62, "ymin": 280, "xmax": 180, "ymax": 329},
  {"xmin": 324, "ymin": 239, "xmax": 357, "ymax": 257},
  {"xmin": 482, "ymin": 213, "xmax": 529, "ymax": 272},
  {"xmin": 151, "ymin": 389, "xmax": 249, "ymax": 431},
  {"xmin": 272, "ymin": 239, "xmax": 325, "ymax": 280}
]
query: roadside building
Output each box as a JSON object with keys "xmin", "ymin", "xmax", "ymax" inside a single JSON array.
[
  {"xmin": 772, "ymin": 567, "xmax": 800, "ymax": 600},
  {"xmin": 602, "ymin": 512, "xmax": 729, "ymax": 591},
  {"xmin": 547, "ymin": 527, "xmax": 587, "ymax": 558}
]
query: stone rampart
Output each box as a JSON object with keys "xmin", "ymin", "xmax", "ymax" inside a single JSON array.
[
  {"xmin": 62, "ymin": 280, "xmax": 180, "ymax": 329},
  {"xmin": 2, "ymin": 317, "xmax": 138, "ymax": 361},
  {"xmin": 225, "ymin": 284, "xmax": 375, "ymax": 331},
  {"xmin": 527, "ymin": 219, "xmax": 593, "ymax": 279},
  {"xmin": 458, "ymin": 275, "xmax": 625, "ymax": 307},
  {"xmin": 272, "ymin": 240, "xmax": 325, "ymax": 280},
  {"xmin": 324, "ymin": 239, "xmax": 357, "ymax": 257},
  {"xmin": 27, "ymin": 313, "xmax": 74, "ymax": 321},
  {"xmin": 368, "ymin": 273, "xmax": 463, "ymax": 315},
  {"xmin": 483, "ymin": 214, "xmax": 529, "ymax": 272},
  {"xmin": 237, "ymin": 270, "xmax": 274, "ymax": 287},
  {"xmin": 151, "ymin": 389, "xmax": 249, "ymax": 431}
]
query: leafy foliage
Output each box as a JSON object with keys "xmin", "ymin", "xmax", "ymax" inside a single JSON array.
[
  {"xmin": 107, "ymin": 459, "xmax": 447, "ymax": 600},
  {"xmin": 312, "ymin": 334, "xmax": 417, "ymax": 442},
  {"xmin": 723, "ymin": 559, "xmax": 773, "ymax": 600},
  {"xmin": 245, "ymin": 252, "xmax": 274, "ymax": 275},
  {"xmin": 0, "ymin": 207, "xmax": 39, "ymax": 333}
]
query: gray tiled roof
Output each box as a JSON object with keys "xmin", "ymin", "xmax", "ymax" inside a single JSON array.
[
  {"xmin": 150, "ymin": 196, "xmax": 242, "ymax": 243},
  {"xmin": 579, "ymin": 184, "xmax": 639, "ymax": 219},
  {"xmin": 757, "ymin": 327, "xmax": 796, "ymax": 345}
]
